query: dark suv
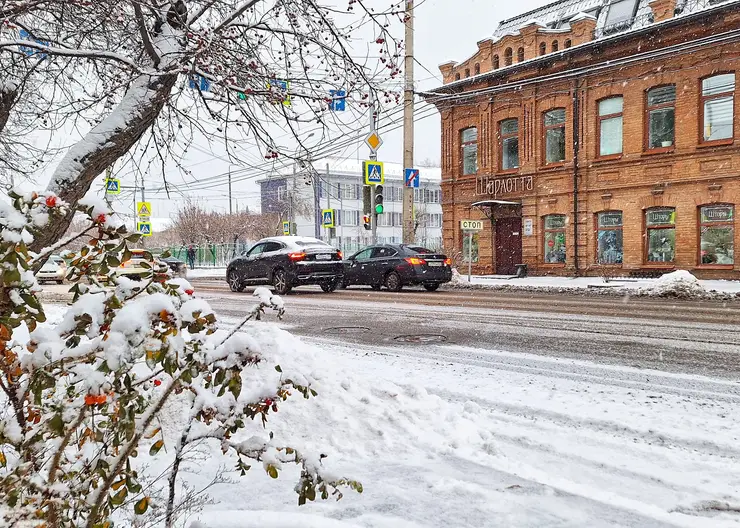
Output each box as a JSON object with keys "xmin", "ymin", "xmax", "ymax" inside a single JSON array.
[
  {"xmin": 226, "ymin": 236, "xmax": 343, "ymax": 294},
  {"xmin": 342, "ymin": 244, "xmax": 452, "ymax": 291}
]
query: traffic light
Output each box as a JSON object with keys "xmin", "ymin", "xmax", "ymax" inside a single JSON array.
[
  {"xmin": 362, "ymin": 185, "xmax": 372, "ymax": 215},
  {"xmin": 374, "ymin": 185, "xmax": 384, "ymax": 215},
  {"xmin": 363, "ymin": 214, "xmax": 371, "ymax": 230}
]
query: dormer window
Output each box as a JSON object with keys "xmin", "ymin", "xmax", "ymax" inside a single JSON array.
[
  {"xmin": 539, "ymin": 42, "xmax": 547, "ymax": 55},
  {"xmin": 517, "ymin": 47, "xmax": 525, "ymax": 62},
  {"xmin": 474, "ymin": 63, "xmax": 480, "ymax": 75},
  {"xmin": 604, "ymin": 0, "xmax": 639, "ymax": 28},
  {"xmin": 465, "ymin": 68, "xmax": 470, "ymax": 78},
  {"xmin": 493, "ymin": 55, "xmax": 500, "ymax": 69},
  {"xmin": 504, "ymin": 48, "xmax": 513, "ymax": 66}
]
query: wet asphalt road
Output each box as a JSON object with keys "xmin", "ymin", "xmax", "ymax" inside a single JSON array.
[{"xmin": 191, "ymin": 280, "xmax": 740, "ymax": 379}]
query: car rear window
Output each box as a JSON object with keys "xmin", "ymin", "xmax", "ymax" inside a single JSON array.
[
  {"xmin": 407, "ymin": 246, "xmax": 433, "ymax": 254},
  {"xmin": 294, "ymin": 241, "xmax": 329, "ymax": 247}
]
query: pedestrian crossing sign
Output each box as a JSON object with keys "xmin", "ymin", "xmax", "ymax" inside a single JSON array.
[
  {"xmin": 137, "ymin": 222, "xmax": 152, "ymax": 237},
  {"xmin": 282, "ymin": 221, "xmax": 291, "ymax": 235},
  {"xmin": 136, "ymin": 201, "xmax": 152, "ymax": 218},
  {"xmin": 364, "ymin": 160, "xmax": 384, "ymax": 185},
  {"xmin": 105, "ymin": 179, "xmax": 121, "ymax": 194},
  {"xmin": 322, "ymin": 209, "xmax": 335, "ymax": 228}
]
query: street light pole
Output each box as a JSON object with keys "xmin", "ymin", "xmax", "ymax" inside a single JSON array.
[{"xmin": 402, "ymin": 0, "xmax": 415, "ymax": 244}]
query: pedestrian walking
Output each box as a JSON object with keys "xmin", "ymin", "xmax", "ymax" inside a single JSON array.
[{"xmin": 187, "ymin": 245, "xmax": 196, "ymax": 269}]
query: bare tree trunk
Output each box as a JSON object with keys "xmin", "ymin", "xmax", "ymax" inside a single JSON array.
[
  {"xmin": 0, "ymin": 87, "xmax": 18, "ymax": 134},
  {"xmin": 30, "ymin": 72, "xmax": 177, "ymax": 255}
]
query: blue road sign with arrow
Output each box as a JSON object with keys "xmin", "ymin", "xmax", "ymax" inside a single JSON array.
[
  {"xmin": 189, "ymin": 75, "xmax": 211, "ymax": 92},
  {"xmin": 404, "ymin": 168, "xmax": 420, "ymax": 188},
  {"xmin": 329, "ymin": 90, "xmax": 346, "ymax": 111}
]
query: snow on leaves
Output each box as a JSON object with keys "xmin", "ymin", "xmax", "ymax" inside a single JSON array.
[{"xmin": 0, "ymin": 193, "xmax": 360, "ymax": 527}]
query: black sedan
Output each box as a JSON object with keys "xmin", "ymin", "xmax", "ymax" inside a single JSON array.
[
  {"xmin": 342, "ymin": 244, "xmax": 452, "ymax": 292},
  {"xmin": 226, "ymin": 236, "xmax": 343, "ymax": 294}
]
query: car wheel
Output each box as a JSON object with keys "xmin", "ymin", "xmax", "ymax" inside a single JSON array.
[
  {"xmin": 320, "ymin": 279, "xmax": 339, "ymax": 293},
  {"xmin": 423, "ymin": 283, "xmax": 440, "ymax": 292},
  {"xmin": 384, "ymin": 271, "xmax": 403, "ymax": 292},
  {"xmin": 370, "ymin": 284, "xmax": 382, "ymax": 291},
  {"xmin": 272, "ymin": 269, "xmax": 292, "ymax": 295},
  {"xmin": 227, "ymin": 270, "xmax": 245, "ymax": 292}
]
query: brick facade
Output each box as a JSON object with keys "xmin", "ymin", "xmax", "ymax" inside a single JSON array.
[{"xmin": 430, "ymin": 1, "xmax": 740, "ymax": 278}]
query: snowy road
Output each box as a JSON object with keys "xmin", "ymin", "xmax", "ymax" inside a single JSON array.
[
  {"xmin": 180, "ymin": 282, "xmax": 740, "ymax": 526},
  {"xmin": 193, "ymin": 281, "xmax": 740, "ymax": 378}
]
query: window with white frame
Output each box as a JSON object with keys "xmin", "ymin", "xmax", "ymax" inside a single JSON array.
[
  {"xmin": 342, "ymin": 210, "xmax": 360, "ymax": 226},
  {"xmin": 341, "ymin": 184, "xmax": 360, "ymax": 200},
  {"xmin": 427, "ymin": 213, "xmax": 442, "ymax": 228}
]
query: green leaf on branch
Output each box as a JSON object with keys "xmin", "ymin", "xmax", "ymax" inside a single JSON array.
[
  {"xmin": 149, "ymin": 439, "xmax": 164, "ymax": 455},
  {"xmin": 267, "ymin": 465, "xmax": 279, "ymax": 479},
  {"xmin": 134, "ymin": 496, "xmax": 149, "ymax": 515}
]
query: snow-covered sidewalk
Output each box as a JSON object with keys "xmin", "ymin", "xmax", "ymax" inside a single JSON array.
[{"xmin": 452, "ymin": 269, "xmax": 740, "ymax": 297}]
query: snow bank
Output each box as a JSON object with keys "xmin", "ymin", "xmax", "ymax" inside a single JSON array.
[
  {"xmin": 155, "ymin": 321, "xmax": 496, "ymax": 527},
  {"xmin": 639, "ymin": 270, "xmax": 706, "ymax": 298}
]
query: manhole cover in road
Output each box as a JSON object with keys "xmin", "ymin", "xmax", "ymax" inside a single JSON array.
[
  {"xmin": 324, "ymin": 326, "xmax": 371, "ymax": 334},
  {"xmin": 393, "ymin": 334, "xmax": 447, "ymax": 344}
]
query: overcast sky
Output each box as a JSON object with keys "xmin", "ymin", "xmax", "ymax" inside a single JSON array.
[{"xmin": 28, "ymin": 0, "xmax": 551, "ymax": 220}]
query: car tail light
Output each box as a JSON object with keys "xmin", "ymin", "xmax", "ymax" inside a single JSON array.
[
  {"xmin": 405, "ymin": 257, "xmax": 426, "ymax": 265},
  {"xmin": 337, "ymin": 251, "xmax": 343, "ymax": 259},
  {"xmin": 444, "ymin": 258, "xmax": 452, "ymax": 266},
  {"xmin": 288, "ymin": 252, "xmax": 306, "ymax": 261}
]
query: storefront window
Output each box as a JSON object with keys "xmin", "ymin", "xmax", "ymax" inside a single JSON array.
[
  {"xmin": 699, "ymin": 205, "xmax": 734, "ymax": 265},
  {"xmin": 462, "ymin": 232, "xmax": 479, "ymax": 263},
  {"xmin": 646, "ymin": 85, "xmax": 676, "ymax": 150},
  {"xmin": 598, "ymin": 96, "xmax": 623, "ymax": 156},
  {"xmin": 544, "ymin": 109, "xmax": 566, "ymax": 164},
  {"xmin": 499, "ymin": 119, "xmax": 519, "ymax": 171},
  {"xmin": 645, "ymin": 208, "xmax": 676, "ymax": 263},
  {"xmin": 597, "ymin": 211, "xmax": 623, "ymax": 264},
  {"xmin": 543, "ymin": 214, "xmax": 566, "ymax": 263},
  {"xmin": 461, "ymin": 127, "xmax": 478, "ymax": 175}
]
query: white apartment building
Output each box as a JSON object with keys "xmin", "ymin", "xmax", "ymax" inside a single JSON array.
[{"xmin": 259, "ymin": 158, "xmax": 442, "ymax": 256}]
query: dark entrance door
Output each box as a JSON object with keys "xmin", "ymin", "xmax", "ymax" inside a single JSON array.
[{"xmin": 495, "ymin": 217, "xmax": 523, "ymax": 275}]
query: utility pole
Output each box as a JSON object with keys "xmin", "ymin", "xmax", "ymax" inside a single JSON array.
[
  {"xmin": 228, "ymin": 167, "xmax": 233, "ymax": 215},
  {"xmin": 369, "ymin": 90, "xmax": 378, "ymax": 245},
  {"xmin": 401, "ymin": 0, "xmax": 415, "ymax": 244}
]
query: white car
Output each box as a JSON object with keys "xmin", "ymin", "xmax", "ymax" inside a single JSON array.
[{"xmin": 36, "ymin": 255, "xmax": 67, "ymax": 284}]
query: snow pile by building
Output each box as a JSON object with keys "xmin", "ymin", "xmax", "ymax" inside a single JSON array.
[{"xmin": 639, "ymin": 270, "xmax": 706, "ymax": 298}]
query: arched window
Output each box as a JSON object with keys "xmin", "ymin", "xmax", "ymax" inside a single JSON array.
[
  {"xmin": 517, "ymin": 47, "xmax": 525, "ymax": 62},
  {"xmin": 564, "ymin": 39, "xmax": 572, "ymax": 48},
  {"xmin": 465, "ymin": 68, "xmax": 470, "ymax": 78},
  {"xmin": 596, "ymin": 211, "xmax": 623, "ymax": 265},
  {"xmin": 474, "ymin": 63, "xmax": 480, "ymax": 75},
  {"xmin": 699, "ymin": 204, "xmax": 735, "ymax": 265},
  {"xmin": 461, "ymin": 127, "xmax": 478, "ymax": 175},
  {"xmin": 551, "ymin": 40, "xmax": 559, "ymax": 52},
  {"xmin": 543, "ymin": 109, "xmax": 566, "ymax": 164},
  {"xmin": 645, "ymin": 208, "xmax": 676, "ymax": 263},
  {"xmin": 539, "ymin": 42, "xmax": 547, "ymax": 55},
  {"xmin": 504, "ymin": 47, "xmax": 513, "ymax": 66},
  {"xmin": 646, "ymin": 85, "xmax": 676, "ymax": 150},
  {"xmin": 493, "ymin": 55, "xmax": 500, "ymax": 69},
  {"xmin": 543, "ymin": 215, "xmax": 566, "ymax": 264},
  {"xmin": 455, "ymin": 72, "xmax": 460, "ymax": 81}
]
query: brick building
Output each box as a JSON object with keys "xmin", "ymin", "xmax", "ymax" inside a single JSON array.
[{"xmin": 428, "ymin": 0, "xmax": 740, "ymax": 278}]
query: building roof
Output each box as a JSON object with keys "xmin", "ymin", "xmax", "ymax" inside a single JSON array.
[
  {"xmin": 258, "ymin": 157, "xmax": 441, "ymax": 183},
  {"xmin": 493, "ymin": 0, "xmax": 733, "ymax": 42}
]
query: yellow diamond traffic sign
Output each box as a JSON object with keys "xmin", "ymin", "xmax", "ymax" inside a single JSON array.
[
  {"xmin": 136, "ymin": 201, "xmax": 152, "ymax": 217},
  {"xmin": 364, "ymin": 132, "xmax": 383, "ymax": 152}
]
